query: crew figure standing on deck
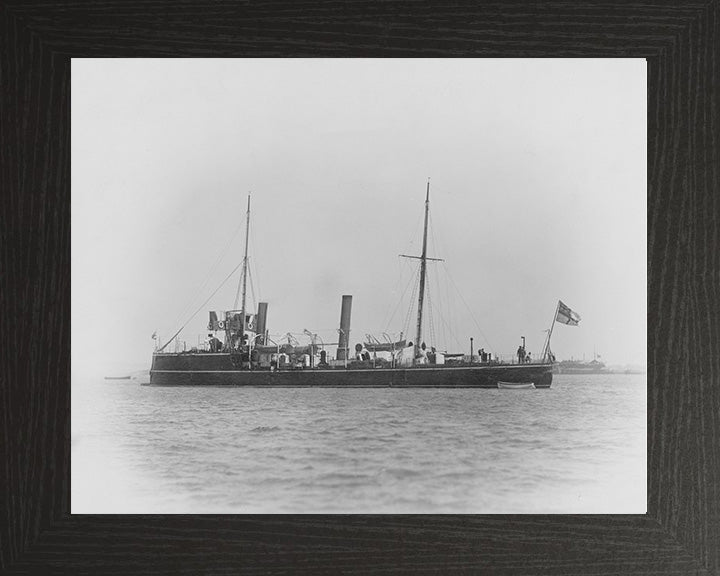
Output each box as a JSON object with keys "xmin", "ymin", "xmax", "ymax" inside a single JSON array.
[
  {"xmin": 416, "ymin": 342, "xmax": 428, "ymax": 364},
  {"xmin": 517, "ymin": 345, "xmax": 525, "ymax": 364},
  {"xmin": 208, "ymin": 334, "xmax": 223, "ymax": 352}
]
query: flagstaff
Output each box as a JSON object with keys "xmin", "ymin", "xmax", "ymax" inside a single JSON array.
[{"xmin": 542, "ymin": 300, "xmax": 561, "ymax": 362}]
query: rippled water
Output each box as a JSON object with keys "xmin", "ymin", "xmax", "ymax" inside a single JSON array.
[{"xmin": 71, "ymin": 373, "xmax": 646, "ymax": 513}]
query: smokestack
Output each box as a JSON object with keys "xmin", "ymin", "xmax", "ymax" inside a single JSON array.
[
  {"xmin": 255, "ymin": 302, "xmax": 268, "ymax": 345},
  {"xmin": 336, "ymin": 295, "xmax": 352, "ymax": 360}
]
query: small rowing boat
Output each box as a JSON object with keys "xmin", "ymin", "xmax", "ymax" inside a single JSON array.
[{"xmin": 497, "ymin": 381, "xmax": 535, "ymax": 390}]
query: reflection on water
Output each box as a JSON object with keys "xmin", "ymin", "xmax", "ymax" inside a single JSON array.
[{"xmin": 72, "ymin": 374, "xmax": 646, "ymax": 513}]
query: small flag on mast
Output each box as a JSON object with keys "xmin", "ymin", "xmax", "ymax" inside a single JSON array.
[{"xmin": 556, "ymin": 301, "xmax": 581, "ymax": 326}]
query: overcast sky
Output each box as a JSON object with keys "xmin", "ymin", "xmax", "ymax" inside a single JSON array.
[{"xmin": 72, "ymin": 58, "xmax": 646, "ymax": 375}]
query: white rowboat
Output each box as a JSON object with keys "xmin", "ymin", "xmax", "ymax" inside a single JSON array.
[{"xmin": 497, "ymin": 381, "xmax": 536, "ymax": 390}]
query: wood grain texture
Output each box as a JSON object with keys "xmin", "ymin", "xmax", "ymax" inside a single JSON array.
[{"xmin": 1, "ymin": 1, "xmax": 718, "ymax": 574}]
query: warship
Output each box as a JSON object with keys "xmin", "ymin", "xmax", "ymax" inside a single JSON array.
[
  {"xmin": 554, "ymin": 355, "xmax": 608, "ymax": 375},
  {"xmin": 149, "ymin": 185, "xmax": 555, "ymax": 388}
]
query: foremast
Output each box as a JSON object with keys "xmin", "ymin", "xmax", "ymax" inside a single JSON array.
[
  {"xmin": 239, "ymin": 194, "xmax": 251, "ymax": 336},
  {"xmin": 228, "ymin": 194, "xmax": 252, "ymax": 348}
]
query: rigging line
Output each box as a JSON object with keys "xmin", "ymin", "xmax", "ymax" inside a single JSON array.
[
  {"xmin": 441, "ymin": 261, "xmax": 494, "ymax": 353},
  {"xmin": 157, "ymin": 259, "xmax": 245, "ymax": 353},
  {"xmin": 427, "ymin": 212, "xmax": 446, "ymax": 268},
  {"xmin": 384, "ymin": 257, "xmax": 422, "ymax": 333},
  {"xmin": 403, "ymin": 208, "xmax": 426, "ymax": 257},
  {"xmin": 443, "ymin": 256, "xmax": 452, "ymax": 349},
  {"xmin": 429, "ymin": 274, "xmax": 442, "ymax": 350},
  {"xmin": 428, "ymin": 211, "xmax": 447, "ymax": 263},
  {"xmin": 403, "ymin": 266, "xmax": 420, "ymax": 337},
  {"xmin": 428, "ymin": 211, "xmax": 438, "ymax": 259},
  {"xmin": 383, "ymin": 257, "xmax": 411, "ymax": 331},
  {"xmin": 431, "ymin": 209, "xmax": 488, "ymax": 352},
  {"xmin": 425, "ymin": 267, "xmax": 464, "ymax": 352},
  {"xmin": 400, "ymin": 278, "xmax": 414, "ymax": 338},
  {"xmin": 402, "ymin": 266, "xmax": 421, "ymax": 341},
  {"xmin": 424, "ymin": 271, "xmax": 431, "ymax": 345},
  {"xmin": 232, "ymin": 265, "xmax": 243, "ymax": 311},
  {"xmin": 173, "ymin": 221, "xmax": 244, "ymax": 329},
  {"xmin": 247, "ymin": 261, "xmax": 257, "ymax": 313},
  {"xmin": 431, "ymin": 301, "xmax": 465, "ymax": 352},
  {"xmin": 427, "ymin": 211, "xmax": 452, "ymax": 349},
  {"xmin": 428, "ymin": 208, "xmax": 454, "ymax": 333},
  {"xmin": 430, "ymin": 258, "xmax": 446, "ymax": 350},
  {"xmin": 379, "ymin": 255, "xmax": 408, "ymax": 330},
  {"xmin": 249, "ymin": 213, "xmax": 262, "ymax": 301},
  {"xmin": 235, "ymin": 264, "xmax": 250, "ymax": 313},
  {"xmin": 426, "ymin": 268, "xmax": 435, "ymax": 347},
  {"xmin": 428, "ymin": 257, "xmax": 438, "ymax": 347},
  {"xmin": 441, "ymin": 262, "xmax": 449, "ymax": 349}
]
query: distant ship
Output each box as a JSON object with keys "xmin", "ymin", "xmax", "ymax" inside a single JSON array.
[
  {"xmin": 553, "ymin": 356, "xmax": 608, "ymax": 375},
  {"xmin": 149, "ymin": 184, "xmax": 554, "ymax": 388}
]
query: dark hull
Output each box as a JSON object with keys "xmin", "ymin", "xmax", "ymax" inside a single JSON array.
[{"xmin": 149, "ymin": 353, "xmax": 553, "ymax": 388}]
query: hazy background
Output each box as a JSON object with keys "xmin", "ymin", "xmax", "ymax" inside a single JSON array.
[{"xmin": 72, "ymin": 59, "xmax": 646, "ymax": 376}]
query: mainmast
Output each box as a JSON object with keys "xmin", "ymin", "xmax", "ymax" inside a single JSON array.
[
  {"xmin": 415, "ymin": 181, "xmax": 431, "ymax": 359},
  {"xmin": 240, "ymin": 194, "xmax": 251, "ymax": 335},
  {"xmin": 399, "ymin": 181, "xmax": 443, "ymax": 362}
]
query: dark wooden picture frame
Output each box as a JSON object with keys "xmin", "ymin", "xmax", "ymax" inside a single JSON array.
[{"xmin": 2, "ymin": 2, "xmax": 718, "ymax": 574}]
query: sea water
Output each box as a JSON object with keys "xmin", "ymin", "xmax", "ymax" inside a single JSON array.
[{"xmin": 71, "ymin": 373, "xmax": 646, "ymax": 513}]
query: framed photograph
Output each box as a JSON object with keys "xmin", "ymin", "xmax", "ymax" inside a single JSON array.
[
  {"xmin": 2, "ymin": 1, "xmax": 718, "ymax": 574},
  {"xmin": 70, "ymin": 57, "xmax": 647, "ymax": 516}
]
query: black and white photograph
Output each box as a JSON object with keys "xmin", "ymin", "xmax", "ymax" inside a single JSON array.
[{"xmin": 71, "ymin": 58, "xmax": 646, "ymax": 514}]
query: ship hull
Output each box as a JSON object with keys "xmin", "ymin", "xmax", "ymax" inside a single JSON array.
[{"xmin": 149, "ymin": 353, "xmax": 553, "ymax": 388}]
